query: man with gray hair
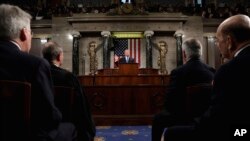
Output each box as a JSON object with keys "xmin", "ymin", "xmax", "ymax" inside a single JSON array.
[
  {"xmin": 152, "ymin": 38, "xmax": 215, "ymax": 141},
  {"xmin": 42, "ymin": 41, "xmax": 96, "ymax": 141},
  {"xmin": 165, "ymin": 14, "xmax": 250, "ymax": 141},
  {"xmin": 0, "ymin": 4, "xmax": 76, "ymax": 141}
]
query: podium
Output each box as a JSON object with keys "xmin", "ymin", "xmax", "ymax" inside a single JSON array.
[{"xmin": 118, "ymin": 63, "xmax": 139, "ymax": 75}]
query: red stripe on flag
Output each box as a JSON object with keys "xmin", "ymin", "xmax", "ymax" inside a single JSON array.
[
  {"xmin": 134, "ymin": 39, "xmax": 136, "ymax": 61},
  {"xmin": 138, "ymin": 39, "xmax": 141, "ymax": 65},
  {"xmin": 128, "ymin": 38, "xmax": 141, "ymax": 65},
  {"xmin": 130, "ymin": 39, "xmax": 133, "ymax": 59}
]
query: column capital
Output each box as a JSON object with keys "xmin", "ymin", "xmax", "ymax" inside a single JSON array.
[
  {"xmin": 174, "ymin": 29, "xmax": 184, "ymax": 37},
  {"xmin": 144, "ymin": 30, "xmax": 154, "ymax": 37},
  {"xmin": 71, "ymin": 30, "xmax": 81, "ymax": 38},
  {"xmin": 101, "ymin": 31, "xmax": 111, "ymax": 37},
  {"xmin": 72, "ymin": 34, "xmax": 81, "ymax": 38}
]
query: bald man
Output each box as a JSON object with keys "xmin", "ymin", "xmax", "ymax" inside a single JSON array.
[{"xmin": 164, "ymin": 14, "xmax": 250, "ymax": 141}]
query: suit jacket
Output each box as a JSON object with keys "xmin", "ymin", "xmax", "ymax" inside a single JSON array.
[
  {"xmin": 193, "ymin": 46, "xmax": 250, "ymax": 140},
  {"xmin": 118, "ymin": 56, "xmax": 135, "ymax": 63},
  {"xmin": 165, "ymin": 57, "xmax": 215, "ymax": 116},
  {"xmin": 0, "ymin": 41, "xmax": 62, "ymax": 140},
  {"xmin": 50, "ymin": 64, "xmax": 96, "ymax": 141}
]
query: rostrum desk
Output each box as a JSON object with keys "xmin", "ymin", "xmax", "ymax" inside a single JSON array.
[{"xmin": 78, "ymin": 63, "xmax": 169, "ymax": 125}]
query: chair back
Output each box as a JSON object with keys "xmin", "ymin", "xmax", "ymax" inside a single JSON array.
[
  {"xmin": 186, "ymin": 83, "xmax": 213, "ymax": 118},
  {"xmin": 53, "ymin": 86, "xmax": 75, "ymax": 122},
  {"xmin": 0, "ymin": 80, "xmax": 31, "ymax": 141}
]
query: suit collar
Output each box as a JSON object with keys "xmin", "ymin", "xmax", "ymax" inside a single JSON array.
[
  {"xmin": 235, "ymin": 45, "xmax": 250, "ymax": 57},
  {"xmin": 0, "ymin": 40, "xmax": 20, "ymax": 52},
  {"xmin": 10, "ymin": 41, "xmax": 21, "ymax": 50},
  {"xmin": 51, "ymin": 63, "xmax": 60, "ymax": 68},
  {"xmin": 186, "ymin": 57, "xmax": 201, "ymax": 63}
]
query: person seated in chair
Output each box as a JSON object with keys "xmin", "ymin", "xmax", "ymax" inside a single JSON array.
[
  {"xmin": 119, "ymin": 49, "xmax": 135, "ymax": 63},
  {"xmin": 151, "ymin": 38, "xmax": 215, "ymax": 141},
  {"xmin": 164, "ymin": 14, "xmax": 250, "ymax": 141},
  {"xmin": 42, "ymin": 41, "xmax": 96, "ymax": 141},
  {"xmin": 0, "ymin": 4, "xmax": 77, "ymax": 141}
]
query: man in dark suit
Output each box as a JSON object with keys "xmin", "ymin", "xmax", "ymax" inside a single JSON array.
[
  {"xmin": 42, "ymin": 41, "xmax": 96, "ymax": 141},
  {"xmin": 165, "ymin": 14, "xmax": 250, "ymax": 141},
  {"xmin": 152, "ymin": 38, "xmax": 215, "ymax": 141},
  {"xmin": 0, "ymin": 4, "xmax": 76, "ymax": 141},
  {"xmin": 119, "ymin": 49, "xmax": 135, "ymax": 63}
]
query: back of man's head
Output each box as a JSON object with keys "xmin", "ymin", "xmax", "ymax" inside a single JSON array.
[
  {"xmin": 0, "ymin": 4, "xmax": 32, "ymax": 40},
  {"xmin": 42, "ymin": 41, "xmax": 63, "ymax": 64},
  {"xmin": 182, "ymin": 38, "xmax": 202, "ymax": 61},
  {"xmin": 219, "ymin": 14, "xmax": 250, "ymax": 44}
]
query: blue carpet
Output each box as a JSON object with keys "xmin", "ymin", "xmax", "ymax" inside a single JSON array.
[{"xmin": 94, "ymin": 126, "xmax": 151, "ymax": 141}]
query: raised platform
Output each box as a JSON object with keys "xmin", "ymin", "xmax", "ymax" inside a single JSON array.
[
  {"xmin": 79, "ymin": 65, "xmax": 169, "ymax": 125},
  {"xmin": 84, "ymin": 85, "xmax": 167, "ymax": 125}
]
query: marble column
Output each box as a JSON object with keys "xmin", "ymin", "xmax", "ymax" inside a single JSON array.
[
  {"xmin": 204, "ymin": 35, "xmax": 221, "ymax": 70},
  {"xmin": 174, "ymin": 30, "xmax": 184, "ymax": 67},
  {"xmin": 144, "ymin": 30, "xmax": 154, "ymax": 68},
  {"xmin": 101, "ymin": 31, "xmax": 111, "ymax": 68},
  {"xmin": 72, "ymin": 34, "xmax": 80, "ymax": 75}
]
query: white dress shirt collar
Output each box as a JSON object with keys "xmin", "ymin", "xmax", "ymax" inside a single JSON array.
[
  {"xmin": 126, "ymin": 56, "xmax": 129, "ymax": 62},
  {"xmin": 234, "ymin": 44, "xmax": 250, "ymax": 57},
  {"xmin": 10, "ymin": 41, "xmax": 21, "ymax": 50}
]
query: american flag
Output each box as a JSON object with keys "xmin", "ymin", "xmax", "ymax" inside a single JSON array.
[{"xmin": 114, "ymin": 38, "xmax": 141, "ymax": 64}]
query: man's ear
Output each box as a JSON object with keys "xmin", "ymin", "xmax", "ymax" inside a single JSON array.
[
  {"xmin": 56, "ymin": 54, "xmax": 61, "ymax": 62},
  {"xmin": 182, "ymin": 50, "xmax": 186, "ymax": 58},
  {"xmin": 227, "ymin": 35, "xmax": 236, "ymax": 51},
  {"xmin": 20, "ymin": 28, "xmax": 27, "ymax": 41}
]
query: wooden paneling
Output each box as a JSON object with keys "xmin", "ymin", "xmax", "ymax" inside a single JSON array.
[
  {"xmin": 78, "ymin": 75, "xmax": 94, "ymax": 86},
  {"xmin": 78, "ymin": 72, "xmax": 170, "ymax": 125},
  {"xmin": 118, "ymin": 63, "xmax": 139, "ymax": 75},
  {"xmin": 84, "ymin": 85, "xmax": 167, "ymax": 125},
  {"xmin": 139, "ymin": 68, "xmax": 159, "ymax": 74},
  {"xmin": 78, "ymin": 75, "xmax": 170, "ymax": 86}
]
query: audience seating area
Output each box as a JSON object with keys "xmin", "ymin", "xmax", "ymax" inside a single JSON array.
[
  {"xmin": 185, "ymin": 83, "xmax": 213, "ymax": 118},
  {"xmin": 0, "ymin": 80, "xmax": 31, "ymax": 141},
  {"xmin": 0, "ymin": 80, "xmax": 214, "ymax": 141},
  {"xmin": 161, "ymin": 83, "xmax": 213, "ymax": 141},
  {"xmin": 1, "ymin": 1, "xmax": 249, "ymax": 20}
]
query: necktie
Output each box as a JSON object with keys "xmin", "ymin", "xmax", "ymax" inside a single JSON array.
[{"xmin": 126, "ymin": 57, "xmax": 129, "ymax": 63}]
